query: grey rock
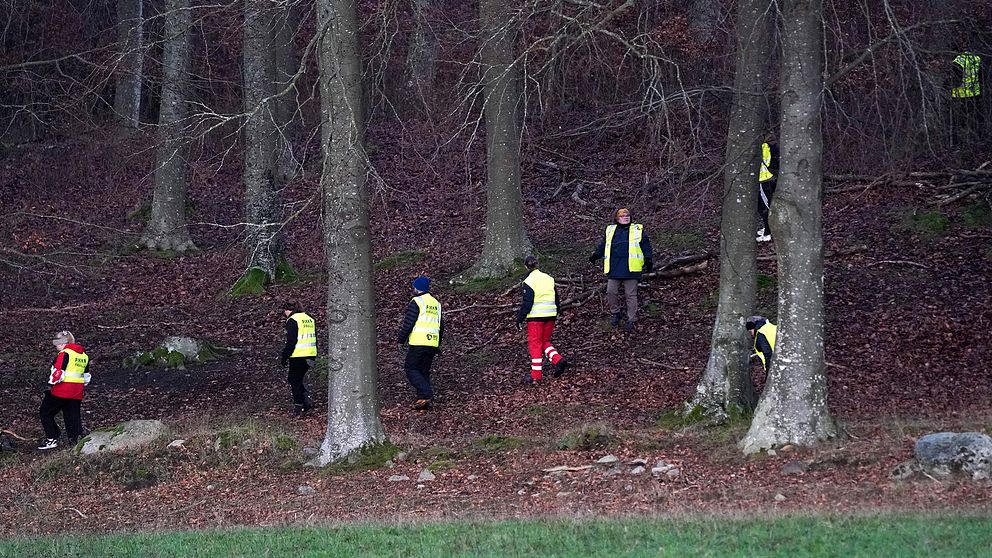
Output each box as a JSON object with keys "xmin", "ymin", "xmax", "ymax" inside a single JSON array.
[
  {"xmin": 651, "ymin": 461, "xmax": 673, "ymax": 475},
  {"xmin": 665, "ymin": 468, "xmax": 682, "ymax": 480},
  {"xmin": 628, "ymin": 458, "xmax": 648, "ymax": 466},
  {"xmin": 302, "ymin": 447, "xmax": 319, "ymax": 457},
  {"xmin": 396, "ymin": 452, "xmax": 409, "ymax": 462},
  {"xmin": 914, "ymin": 432, "xmax": 992, "ymax": 480},
  {"xmin": 418, "ymin": 469, "xmax": 436, "ymax": 482},
  {"xmin": 774, "ymin": 493, "xmax": 786, "ymax": 502},
  {"xmin": 162, "ymin": 336, "xmax": 209, "ymax": 361},
  {"xmin": 79, "ymin": 420, "xmax": 168, "ymax": 455},
  {"xmin": 387, "ymin": 475, "xmax": 410, "ymax": 482},
  {"xmin": 630, "ymin": 466, "xmax": 646, "ymax": 475},
  {"xmin": 416, "ymin": 484, "xmax": 425, "ymax": 490},
  {"xmin": 297, "ymin": 485, "xmax": 316, "ymax": 495},
  {"xmin": 597, "ymin": 455, "xmax": 619, "ymax": 464},
  {"xmin": 603, "ymin": 468, "xmax": 624, "ymax": 477},
  {"xmin": 781, "ymin": 461, "xmax": 809, "ymax": 475},
  {"xmin": 167, "ymin": 439, "xmax": 186, "ymax": 449},
  {"xmin": 384, "ymin": 460, "xmax": 395, "ymax": 468},
  {"xmin": 467, "ymin": 475, "xmax": 478, "ymax": 481}
]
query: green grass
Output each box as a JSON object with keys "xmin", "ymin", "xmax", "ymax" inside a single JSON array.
[
  {"xmin": 961, "ymin": 201, "xmax": 992, "ymax": 228},
  {"xmin": 3, "ymin": 516, "xmax": 992, "ymax": 557},
  {"xmin": 555, "ymin": 423, "xmax": 616, "ymax": 451},
  {"xmin": 373, "ymin": 249, "xmax": 426, "ymax": 271},
  {"xmin": 893, "ymin": 208, "xmax": 950, "ymax": 240}
]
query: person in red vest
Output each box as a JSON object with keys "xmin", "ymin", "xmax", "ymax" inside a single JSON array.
[
  {"xmin": 38, "ymin": 330, "xmax": 90, "ymax": 450},
  {"xmin": 516, "ymin": 255, "xmax": 569, "ymax": 384}
]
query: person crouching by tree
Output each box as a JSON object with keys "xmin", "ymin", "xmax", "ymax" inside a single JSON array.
[
  {"xmin": 746, "ymin": 315, "xmax": 776, "ymax": 372},
  {"xmin": 516, "ymin": 256, "xmax": 569, "ymax": 384},
  {"xmin": 281, "ymin": 301, "xmax": 317, "ymax": 417},
  {"xmin": 397, "ymin": 276, "xmax": 443, "ymax": 410},
  {"xmin": 588, "ymin": 207, "xmax": 653, "ymax": 332},
  {"xmin": 38, "ymin": 330, "xmax": 90, "ymax": 450}
]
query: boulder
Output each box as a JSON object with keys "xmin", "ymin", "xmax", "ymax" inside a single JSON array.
[
  {"xmin": 914, "ymin": 432, "xmax": 992, "ymax": 480},
  {"xmin": 78, "ymin": 420, "xmax": 168, "ymax": 455}
]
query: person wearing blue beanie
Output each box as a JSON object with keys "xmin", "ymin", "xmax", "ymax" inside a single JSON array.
[{"xmin": 397, "ymin": 276, "xmax": 444, "ymax": 410}]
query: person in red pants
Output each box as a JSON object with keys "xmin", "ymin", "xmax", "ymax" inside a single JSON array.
[{"xmin": 515, "ymin": 256, "xmax": 569, "ymax": 384}]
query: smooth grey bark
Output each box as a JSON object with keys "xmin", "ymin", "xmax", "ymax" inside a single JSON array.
[
  {"xmin": 114, "ymin": 0, "xmax": 143, "ymax": 128},
  {"xmin": 141, "ymin": 0, "xmax": 196, "ymax": 252},
  {"xmin": 472, "ymin": 0, "xmax": 531, "ymax": 278},
  {"xmin": 406, "ymin": 0, "xmax": 438, "ymax": 113},
  {"xmin": 242, "ymin": 0, "xmax": 285, "ymax": 277},
  {"xmin": 741, "ymin": 0, "xmax": 836, "ymax": 454},
  {"xmin": 688, "ymin": 0, "xmax": 774, "ymax": 420},
  {"xmin": 689, "ymin": 0, "xmax": 722, "ymax": 45},
  {"xmin": 271, "ymin": 1, "xmax": 303, "ymax": 185},
  {"xmin": 313, "ymin": 0, "xmax": 386, "ymax": 466}
]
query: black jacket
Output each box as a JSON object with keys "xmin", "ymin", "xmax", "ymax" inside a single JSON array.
[
  {"xmin": 282, "ymin": 318, "xmax": 299, "ymax": 363},
  {"xmin": 590, "ymin": 223, "xmax": 653, "ymax": 280},
  {"xmin": 397, "ymin": 294, "xmax": 444, "ymax": 346},
  {"xmin": 752, "ymin": 318, "xmax": 775, "ymax": 368}
]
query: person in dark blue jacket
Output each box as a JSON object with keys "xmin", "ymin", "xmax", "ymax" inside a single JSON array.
[{"xmin": 589, "ymin": 207, "xmax": 653, "ymax": 331}]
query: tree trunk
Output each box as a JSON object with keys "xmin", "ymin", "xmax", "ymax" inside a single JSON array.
[
  {"xmin": 687, "ymin": 0, "xmax": 773, "ymax": 421},
  {"xmin": 141, "ymin": 0, "xmax": 196, "ymax": 252},
  {"xmin": 242, "ymin": 0, "xmax": 284, "ymax": 278},
  {"xmin": 114, "ymin": 0, "xmax": 143, "ymax": 128},
  {"xmin": 272, "ymin": 1, "xmax": 302, "ymax": 185},
  {"xmin": 740, "ymin": 0, "xmax": 836, "ymax": 454},
  {"xmin": 313, "ymin": 0, "xmax": 386, "ymax": 465},
  {"xmin": 472, "ymin": 0, "xmax": 531, "ymax": 278},
  {"xmin": 406, "ymin": 0, "xmax": 437, "ymax": 114},
  {"xmin": 689, "ymin": 0, "xmax": 721, "ymax": 45}
]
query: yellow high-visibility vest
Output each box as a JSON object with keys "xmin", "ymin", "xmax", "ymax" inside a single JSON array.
[
  {"xmin": 409, "ymin": 294, "xmax": 441, "ymax": 347},
  {"xmin": 289, "ymin": 313, "xmax": 317, "ymax": 358},
  {"xmin": 58, "ymin": 348, "xmax": 89, "ymax": 383},
  {"xmin": 752, "ymin": 321, "xmax": 777, "ymax": 367},
  {"xmin": 604, "ymin": 224, "xmax": 644, "ymax": 274},
  {"xmin": 952, "ymin": 53, "xmax": 981, "ymax": 99},
  {"xmin": 523, "ymin": 270, "xmax": 557, "ymax": 319},
  {"xmin": 759, "ymin": 142, "xmax": 775, "ymax": 182}
]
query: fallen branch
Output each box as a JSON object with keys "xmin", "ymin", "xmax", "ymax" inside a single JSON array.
[
  {"xmin": 758, "ymin": 244, "xmax": 867, "ymax": 262},
  {"xmin": 463, "ymin": 331, "xmax": 502, "ymax": 353},
  {"xmin": 2, "ymin": 429, "xmax": 27, "ymax": 441},
  {"xmin": 446, "ymin": 302, "xmax": 517, "ymax": 315},
  {"xmin": 637, "ymin": 357, "xmax": 688, "ymax": 371},
  {"xmin": 61, "ymin": 507, "xmax": 87, "ymax": 519},
  {"xmin": 870, "ymin": 260, "xmax": 930, "ymax": 270}
]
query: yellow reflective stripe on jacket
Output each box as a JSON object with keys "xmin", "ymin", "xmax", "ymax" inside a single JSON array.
[
  {"xmin": 290, "ymin": 313, "xmax": 317, "ymax": 358},
  {"xmin": 523, "ymin": 270, "xmax": 557, "ymax": 319},
  {"xmin": 753, "ymin": 322, "xmax": 777, "ymax": 367},
  {"xmin": 953, "ymin": 53, "xmax": 981, "ymax": 98},
  {"xmin": 603, "ymin": 224, "xmax": 645, "ymax": 274},
  {"xmin": 60, "ymin": 348, "xmax": 89, "ymax": 383},
  {"xmin": 409, "ymin": 293, "xmax": 441, "ymax": 347},
  {"xmin": 759, "ymin": 142, "xmax": 774, "ymax": 182}
]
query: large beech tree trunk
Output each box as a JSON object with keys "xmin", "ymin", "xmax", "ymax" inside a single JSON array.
[
  {"xmin": 313, "ymin": 0, "xmax": 386, "ymax": 465},
  {"xmin": 472, "ymin": 0, "xmax": 531, "ymax": 278},
  {"xmin": 114, "ymin": 0, "xmax": 143, "ymax": 128},
  {"xmin": 406, "ymin": 0, "xmax": 438, "ymax": 114},
  {"xmin": 242, "ymin": 0, "xmax": 285, "ymax": 278},
  {"xmin": 141, "ymin": 0, "xmax": 196, "ymax": 252},
  {"xmin": 687, "ymin": 0, "xmax": 773, "ymax": 420},
  {"xmin": 741, "ymin": 0, "xmax": 836, "ymax": 454}
]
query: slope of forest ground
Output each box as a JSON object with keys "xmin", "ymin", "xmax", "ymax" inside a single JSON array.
[{"xmin": 1, "ymin": 128, "xmax": 991, "ymax": 536}]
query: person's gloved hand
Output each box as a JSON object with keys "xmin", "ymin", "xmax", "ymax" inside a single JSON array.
[
  {"xmin": 588, "ymin": 253, "xmax": 600, "ymax": 263},
  {"xmin": 645, "ymin": 258, "xmax": 654, "ymax": 273},
  {"xmin": 83, "ymin": 372, "xmax": 92, "ymax": 386},
  {"xmin": 516, "ymin": 321, "xmax": 523, "ymax": 331}
]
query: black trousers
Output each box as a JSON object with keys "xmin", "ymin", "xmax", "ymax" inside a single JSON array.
[
  {"xmin": 287, "ymin": 357, "xmax": 312, "ymax": 410},
  {"xmin": 404, "ymin": 346, "xmax": 438, "ymax": 400},
  {"xmin": 39, "ymin": 391, "xmax": 82, "ymax": 443},
  {"xmin": 758, "ymin": 179, "xmax": 777, "ymax": 233}
]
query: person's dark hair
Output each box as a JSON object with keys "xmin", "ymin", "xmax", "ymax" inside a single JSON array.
[
  {"xmin": 524, "ymin": 255, "xmax": 539, "ymax": 270},
  {"xmin": 282, "ymin": 300, "xmax": 301, "ymax": 313},
  {"xmin": 745, "ymin": 315, "xmax": 766, "ymax": 330}
]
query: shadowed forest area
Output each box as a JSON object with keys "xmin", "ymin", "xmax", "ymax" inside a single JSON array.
[{"xmin": 1, "ymin": 0, "xmax": 991, "ymax": 547}]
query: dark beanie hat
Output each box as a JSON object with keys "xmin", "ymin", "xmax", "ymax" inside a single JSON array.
[{"xmin": 412, "ymin": 276, "xmax": 430, "ymax": 292}]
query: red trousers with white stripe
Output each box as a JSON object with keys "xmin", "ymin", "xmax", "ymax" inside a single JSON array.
[{"xmin": 527, "ymin": 320, "xmax": 562, "ymax": 380}]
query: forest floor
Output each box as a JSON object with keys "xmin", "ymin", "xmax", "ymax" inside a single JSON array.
[{"xmin": 1, "ymin": 130, "xmax": 991, "ymax": 536}]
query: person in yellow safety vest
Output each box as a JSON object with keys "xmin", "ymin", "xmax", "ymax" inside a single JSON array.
[
  {"xmin": 950, "ymin": 51, "xmax": 984, "ymax": 144},
  {"xmin": 281, "ymin": 301, "xmax": 317, "ymax": 417},
  {"xmin": 745, "ymin": 315, "xmax": 776, "ymax": 371},
  {"xmin": 757, "ymin": 139, "xmax": 779, "ymax": 243},
  {"xmin": 397, "ymin": 276, "xmax": 444, "ymax": 410},
  {"xmin": 952, "ymin": 52, "xmax": 982, "ymax": 100},
  {"xmin": 588, "ymin": 208, "xmax": 653, "ymax": 332},
  {"xmin": 38, "ymin": 330, "xmax": 91, "ymax": 450},
  {"xmin": 516, "ymin": 255, "xmax": 568, "ymax": 384}
]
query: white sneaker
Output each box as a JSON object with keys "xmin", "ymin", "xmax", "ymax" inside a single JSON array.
[
  {"xmin": 37, "ymin": 438, "xmax": 58, "ymax": 450},
  {"xmin": 757, "ymin": 234, "xmax": 772, "ymax": 242}
]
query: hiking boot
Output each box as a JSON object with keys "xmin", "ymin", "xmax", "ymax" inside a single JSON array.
[
  {"xmin": 293, "ymin": 404, "xmax": 308, "ymax": 418},
  {"xmin": 623, "ymin": 321, "xmax": 635, "ymax": 333},
  {"xmin": 757, "ymin": 232, "xmax": 772, "ymax": 242},
  {"xmin": 37, "ymin": 438, "xmax": 58, "ymax": 451},
  {"xmin": 521, "ymin": 376, "xmax": 540, "ymax": 386},
  {"xmin": 552, "ymin": 359, "xmax": 569, "ymax": 378},
  {"xmin": 412, "ymin": 399, "xmax": 432, "ymax": 410},
  {"xmin": 610, "ymin": 313, "xmax": 622, "ymax": 327}
]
